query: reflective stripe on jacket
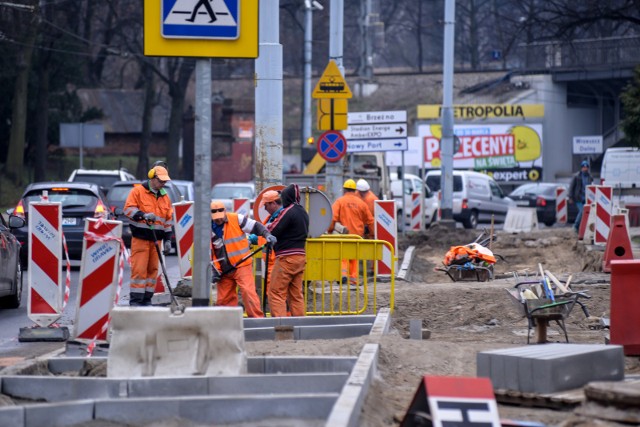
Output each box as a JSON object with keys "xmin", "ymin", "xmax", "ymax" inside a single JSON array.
[{"xmin": 213, "ymin": 213, "xmax": 251, "ymax": 270}]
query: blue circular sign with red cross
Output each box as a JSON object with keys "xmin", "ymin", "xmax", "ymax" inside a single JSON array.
[{"xmin": 317, "ymin": 130, "xmax": 347, "ymax": 163}]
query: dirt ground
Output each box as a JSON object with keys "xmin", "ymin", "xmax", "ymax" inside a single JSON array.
[{"xmin": 244, "ymin": 226, "xmax": 639, "ymax": 427}]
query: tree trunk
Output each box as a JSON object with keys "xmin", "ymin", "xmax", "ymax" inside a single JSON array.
[
  {"xmin": 136, "ymin": 63, "xmax": 155, "ymax": 179},
  {"xmin": 6, "ymin": 17, "xmax": 38, "ymax": 185},
  {"xmin": 34, "ymin": 66, "xmax": 50, "ymax": 182}
]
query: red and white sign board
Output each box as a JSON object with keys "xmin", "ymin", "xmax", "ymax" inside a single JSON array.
[
  {"xmin": 595, "ymin": 186, "xmax": 613, "ymax": 245},
  {"xmin": 374, "ymin": 200, "xmax": 397, "ymax": 275},
  {"xmin": 233, "ymin": 198, "xmax": 250, "ymax": 217},
  {"xmin": 400, "ymin": 376, "xmax": 501, "ymax": 427},
  {"xmin": 28, "ymin": 202, "xmax": 63, "ymax": 327},
  {"xmin": 411, "ymin": 192, "xmax": 422, "ymax": 230},
  {"xmin": 555, "ymin": 187, "xmax": 568, "ymax": 224},
  {"xmin": 74, "ymin": 218, "xmax": 122, "ymax": 342},
  {"xmin": 585, "ymin": 185, "xmax": 597, "ymax": 205},
  {"xmin": 173, "ymin": 201, "xmax": 194, "ymax": 278}
]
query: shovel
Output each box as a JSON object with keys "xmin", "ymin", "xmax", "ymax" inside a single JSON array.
[{"xmin": 148, "ymin": 220, "xmax": 184, "ymax": 313}]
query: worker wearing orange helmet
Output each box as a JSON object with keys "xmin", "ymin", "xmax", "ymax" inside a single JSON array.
[
  {"xmin": 210, "ymin": 200, "xmax": 276, "ymax": 317},
  {"xmin": 356, "ymin": 178, "xmax": 378, "ymax": 216},
  {"xmin": 124, "ymin": 165, "xmax": 174, "ymax": 306},
  {"xmin": 328, "ymin": 179, "xmax": 375, "ymax": 285}
]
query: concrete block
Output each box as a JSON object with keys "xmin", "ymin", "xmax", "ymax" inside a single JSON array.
[
  {"xmin": 279, "ymin": 315, "xmax": 376, "ymax": 326},
  {"xmin": 369, "ymin": 308, "xmax": 391, "ymax": 338},
  {"xmin": 128, "ymin": 377, "xmax": 209, "ymax": 397},
  {"xmin": 95, "ymin": 398, "xmax": 180, "ymax": 424},
  {"xmin": 208, "ymin": 373, "xmax": 348, "ymax": 395},
  {"xmin": 296, "ymin": 324, "xmax": 372, "ymax": 340},
  {"xmin": 262, "ymin": 356, "xmax": 356, "ymax": 374},
  {"xmin": 0, "ymin": 406, "xmax": 24, "ymax": 427},
  {"xmin": 477, "ymin": 344, "xmax": 625, "ymax": 393},
  {"xmin": 25, "ymin": 400, "xmax": 94, "ymax": 427},
  {"xmin": 48, "ymin": 357, "xmax": 106, "ymax": 374},
  {"xmin": 1, "ymin": 376, "xmax": 123, "ymax": 402},
  {"xmin": 18, "ymin": 326, "xmax": 69, "ymax": 342},
  {"xmin": 244, "ymin": 327, "xmax": 276, "ymax": 341},
  {"xmin": 409, "ymin": 319, "xmax": 423, "ymax": 340}
]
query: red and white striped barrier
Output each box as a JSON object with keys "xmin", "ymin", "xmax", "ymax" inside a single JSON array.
[
  {"xmin": 74, "ymin": 218, "xmax": 123, "ymax": 343},
  {"xmin": 374, "ymin": 200, "xmax": 397, "ymax": 276},
  {"xmin": 555, "ymin": 187, "xmax": 568, "ymax": 224},
  {"xmin": 173, "ymin": 201, "xmax": 194, "ymax": 278},
  {"xmin": 595, "ymin": 185, "xmax": 613, "ymax": 245},
  {"xmin": 27, "ymin": 202, "xmax": 63, "ymax": 327},
  {"xmin": 585, "ymin": 185, "xmax": 597, "ymax": 205},
  {"xmin": 233, "ymin": 198, "xmax": 250, "ymax": 217},
  {"xmin": 411, "ymin": 192, "xmax": 422, "ymax": 230}
]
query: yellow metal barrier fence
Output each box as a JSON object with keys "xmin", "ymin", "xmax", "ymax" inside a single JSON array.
[{"xmin": 303, "ymin": 237, "xmax": 395, "ymax": 315}]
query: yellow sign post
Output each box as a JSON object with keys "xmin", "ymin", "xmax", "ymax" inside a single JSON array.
[
  {"xmin": 312, "ymin": 60, "xmax": 353, "ymax": 99},
  {"xmin": 317, "ymin": 99, "xmax": 348, "ymax": 130}
]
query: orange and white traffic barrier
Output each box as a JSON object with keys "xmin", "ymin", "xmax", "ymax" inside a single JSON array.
[
  {"xmin": 74, "ymin": 218, "xmax": 123, "ymax": 342},
  {"xmin": 586, "ymin": 185, "xmax": 597, "ymax": 205},
  {"xmin": 411, "ymin": 192, "xmax": 422, "ymax": 230},
  {"xmin": 555, "ymin": 187, "xmax": 568, "ymax": 224},
  {"xmin": 374, "ymin": 200, "xmax": 397, "ymax": 276},
  {"xmin": 233, "ymin": 198, "xmax": 250, "ymax": 217},
  {"xmin": 595, "ymin": 185, "xmax": 613, "ymax": 245},
  {"xmin": 27, "ymin": 202, "xmax": 63, "ymax": 327},
  {"xmin": 602, "ymin": 214, "xmax": 633, "ymax": 273},
  {"xmin": 173, "ymin": 200, "xmax": 194, "ymax": 278}
]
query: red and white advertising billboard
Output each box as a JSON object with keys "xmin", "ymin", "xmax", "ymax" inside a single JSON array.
[{"xmin": 418, "ymin": 123, "xmax": 543, "ymax": 183}]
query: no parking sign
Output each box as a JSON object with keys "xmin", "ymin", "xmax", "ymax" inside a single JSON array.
[{"xmin": 317, "ymin": 130, "xmax": 347, "ymax": 163}]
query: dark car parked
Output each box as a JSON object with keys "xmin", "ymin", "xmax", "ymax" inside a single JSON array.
[
  {"xmin": 0, "ymin": 213, "xmax": 26, "ymax": 308},
  {"xmin": 508, "ymin": 182, "xmax": 578, "ymax": 227},
  {"xmin": 12, "ymin": 182, "xmax": 112, "ymax": 269},
  {"xmin": 107, "ymin": 180, "xmax": 182, "ymax": 254}
]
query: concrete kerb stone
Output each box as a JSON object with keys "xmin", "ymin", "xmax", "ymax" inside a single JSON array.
[
  {"xmin": 208, "ymin": 373, "xmax": 349, "ymax": 395},
  {"xmin": 0, "ymin": 406, "xmax": 23, "ymax": 427},
  {"xmin": 397, "ymin": 245, "xmax": 415, "ymax": 281},
  {"xmin": 25, "ymin": 399, "xmax": 94, "ymax": 427},
  {"xmin": 296, "ymin": 324, "xmax": 374, "ymax": 340},
  {"xmin": 368, "ymin": 308, "xmax": 391, "ymax": 339},
  {"xmin": 325, "ymin": 343, "xmax": 379, "ymax": 427}
]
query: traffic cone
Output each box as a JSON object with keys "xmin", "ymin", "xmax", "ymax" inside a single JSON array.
[
  {"xmin": 578, "ymin": 204, "xmax": 591, "ymax": 240},
  {"xmin": 603, "ymin": 214, "xmax": 633, "ymax": 273}
]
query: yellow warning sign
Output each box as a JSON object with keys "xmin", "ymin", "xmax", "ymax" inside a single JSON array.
[{"xmin": 312, "ymin": 60, "xmax": 352, "ymax": 99}]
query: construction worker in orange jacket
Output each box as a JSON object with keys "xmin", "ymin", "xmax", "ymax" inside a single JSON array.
[
  {"xmin": 356, "ymin": 178, "xmax": 378, "ymax": 216},
  {"xmin": 328, "ymin": 179, "xmax": 375, "ymax": 285},
  {"xmin": 211, "ymin": 200, "xmax": 276, "ymax": 317},
  {"xmin": 124, "ymin": 165, "xmax": 174, "ymax": 306}
]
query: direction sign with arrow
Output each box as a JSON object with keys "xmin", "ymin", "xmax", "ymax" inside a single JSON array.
[
  {"xmin": 346, "ymin": 138, "xmax": 408, "ymax": 153},
  {"xmin": 343, "ymin": 123, "xmax": 407, "ymax": 140}
]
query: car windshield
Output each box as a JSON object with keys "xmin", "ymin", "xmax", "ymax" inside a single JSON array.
[
  {"xmin": 72, "ymin": 174, "xmax": 119, "ymax": 188},
  {"xmin": 425, "ymin": 175, "xmax": 463, "ymax": 192},
  {"xmin": 211, "ymin": 185, "xmax": 254, "ymax": 199},
  {"xmin": 107, "ymin": 185, "xmax": 136, "ymax": 204},
  {"xmin": 24, "ymin": 188, "xmax": 97, "ymax": 209},
  {"xmin": 510, "ymin": 184, "xmax": 554, "ymax": 197}
]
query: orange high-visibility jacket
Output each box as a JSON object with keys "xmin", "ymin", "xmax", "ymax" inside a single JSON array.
[
  {"xmin": 329, "ymin": 192, "xmax": 375, "ymax": 238},
  {"xmin": 124, "ymin": 181, "xmax": 173, "ymax": 241},
  {"xmin": 443, "ymin": 244, "xmax": 496, "ymax": 266},
  {"xmin": 359, "ymin": 190, "xmax": 378, "ymax": 216},
  {"xmin": 212, "ymin": 213, "xmax": 252, "ymax": 271}
]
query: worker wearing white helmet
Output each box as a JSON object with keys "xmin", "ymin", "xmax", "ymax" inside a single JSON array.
[{"xmin": 356, "ymin": 178, "xmax": 378, "ymax": 216}]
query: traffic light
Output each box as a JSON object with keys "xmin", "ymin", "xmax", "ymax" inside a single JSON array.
[{"xmin": 307, "ymin": 136, "xmax": 314, "ymax": 145}]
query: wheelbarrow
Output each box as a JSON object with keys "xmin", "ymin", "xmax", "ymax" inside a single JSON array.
[
  {"xmin": 436, "ymin": 261, "xmax": 494, "ymax": 282},
  {"xmin": 506, "ymin": 280, "xmax": 591, "ymax": 344},
  {"xmin": 435, "ymin": 229, "xmax": 499, "ymax": 282}
]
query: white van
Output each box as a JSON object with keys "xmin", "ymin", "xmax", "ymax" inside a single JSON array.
[
  {"xmin": 601, "ymin": 147, "xmax": 640, "ymax": 206},
  {"xmin": 425, "ymin": 170, "xmax": 514, "ymax": 229},
  {"xmin": 390, "ymin": 172, "xmax": 438, "ymax": 228}
]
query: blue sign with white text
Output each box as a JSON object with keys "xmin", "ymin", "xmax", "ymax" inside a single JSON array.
[{"xmin": 162, "ymin": 0, "xmax": 240, "ymax": 40}]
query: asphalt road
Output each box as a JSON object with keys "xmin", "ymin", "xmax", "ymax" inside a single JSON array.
[{"xmin": 0, "ymin": 253, "xmax": 181, "ymax": 362}]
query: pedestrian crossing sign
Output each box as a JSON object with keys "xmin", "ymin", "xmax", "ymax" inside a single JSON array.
[
  {"xmin": 144, "ymin": 0, "xmax": 258, "ymax": 58},
  {"xmin": 162, "ymin": 0, "xmax": 239, "ymax": 40}
]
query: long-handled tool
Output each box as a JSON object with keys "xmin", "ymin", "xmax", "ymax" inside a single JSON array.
[
  {"xmin": 213, "ymin": 243, "xmax": 267, "ymax": 280},
  {"xmin": 148, "ymin": 220, "xmax": 184, "ymax": 313}
]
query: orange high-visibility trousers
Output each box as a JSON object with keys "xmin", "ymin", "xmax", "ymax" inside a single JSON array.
[
  {"xmin": 268, "ymin": 254, "xmax": 306, "ymax": 317},
  {"xmin": 130, "ymin": 238, "xmax": 159, "ymax": 304},
  {"xmin": 341, "ymin": 259, "xmax": 358, "ymax": 285},
  {"xmin": 216, "ymin": 264, "xmax": 264, "ymax": 318}
]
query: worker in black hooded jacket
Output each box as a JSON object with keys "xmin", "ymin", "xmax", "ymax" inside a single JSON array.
[{"xmin": 266, "ymin": 184, "xmax": 310, "ymax": 317}]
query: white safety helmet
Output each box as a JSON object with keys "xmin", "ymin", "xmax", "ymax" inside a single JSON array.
[{"xmin": 356, "ymin": 179, "xmax": 370, "ymax": 192}]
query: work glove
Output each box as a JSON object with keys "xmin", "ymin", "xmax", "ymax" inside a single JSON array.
[
  {"xmin": 248, "ymin": 234, "xmax": 258, "ymax": 245},
  {"xmin": 143, "ymin": 212, "xmax": 156, "ymax": 222},
  {"xmin": 266, "ymin": 234, "xmax": 277, "ymax": 246}
]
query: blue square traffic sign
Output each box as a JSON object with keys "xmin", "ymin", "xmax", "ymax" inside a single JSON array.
[{"xmin": 162, "ymin": 0, "xmax": 240, "ymax": 40}]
